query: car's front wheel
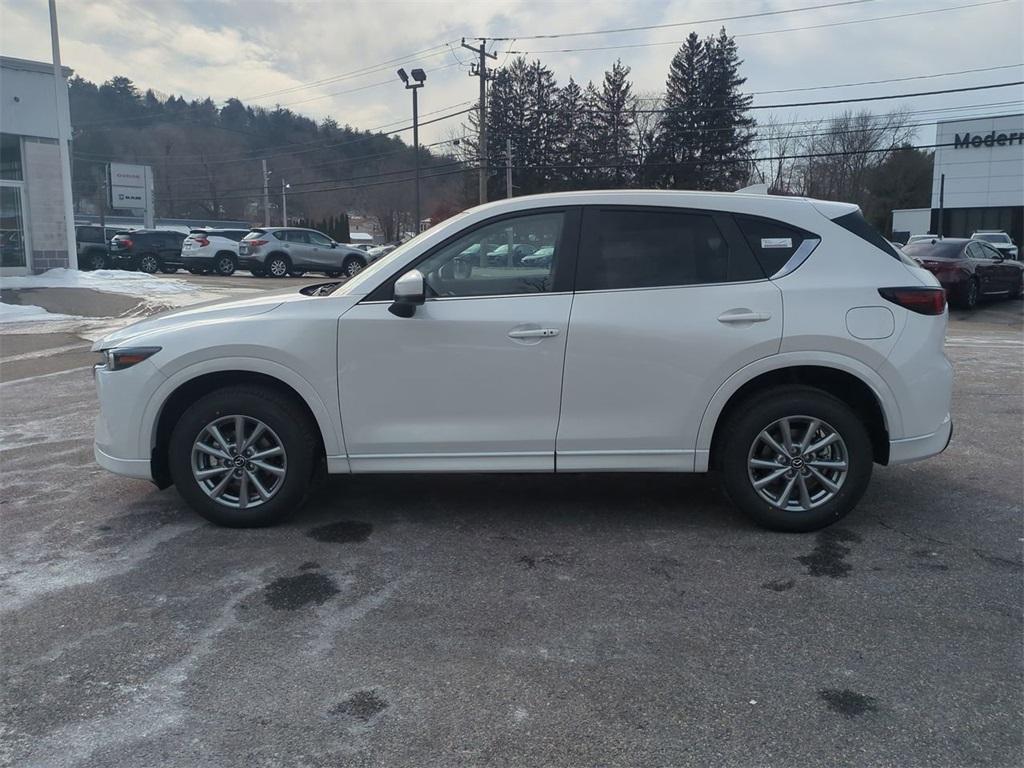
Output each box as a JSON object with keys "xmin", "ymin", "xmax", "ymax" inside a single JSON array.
[
  {"xmin": 168, "ymin": 386, "xmax": 316, "ymax": 527},
  {"xmin": 84, "ymin": 250, "xmax": 107, "ymax": 270},
  {"xmin": 342, "ymin": 256, "xmax": 365, "ymax": 277},
  {"xmin": 719, "ymin": 387, "xmax": 873, "ymax": 532}
]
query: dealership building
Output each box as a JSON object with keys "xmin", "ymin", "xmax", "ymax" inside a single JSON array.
[
  {"xmin": 893, "ymin": 114, "xmax": 1024, "ymax": 246},
  {"xmin": 1, "ymin": 56, "xmax": 76, "ymax": 275}
]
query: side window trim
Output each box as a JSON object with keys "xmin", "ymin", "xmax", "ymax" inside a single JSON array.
[{"xmin": 363, "ymin": 207, "xmax": 581, "ymax": 302}]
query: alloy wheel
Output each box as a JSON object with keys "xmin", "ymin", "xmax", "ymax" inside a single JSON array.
[
  {"xmin": 268, "ymin": 259, "xmax": 288, "ymax": 277},
  {"xmin": 139, "ymin": 255, "xmax": 158, "ymax": 273},
  {"xmin": 217, "ymin": 256, "xmax": 235, "ymax": 275},
  {"xmin": 190, "ymin": 415, "xmax": 287, "ymax": 509},
  {"xmin": 345, "ymin": 259, "xmax": 364, "ymax": 277},
  {"xmin": 747, "ymin": 415, "xmax": 849, "ymax": 512}
]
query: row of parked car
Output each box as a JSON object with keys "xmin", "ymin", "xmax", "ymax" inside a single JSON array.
[
  {"xmin": 895, "ymin": 230, "xmax": 1023, "ymax": 310},
  {"xmin": 74, "ymin": 224, "xmax": 399, "ymax": 278}
]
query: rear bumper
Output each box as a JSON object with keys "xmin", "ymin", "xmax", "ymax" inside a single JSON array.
[{"xmin": 888, "ymin": 414, "xmax": 953, "ymax": 465}]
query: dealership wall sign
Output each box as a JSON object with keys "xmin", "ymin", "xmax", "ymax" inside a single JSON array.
[{"xmin": 953, "ymin": 131, "xmax": 1024, "ymax": 149}]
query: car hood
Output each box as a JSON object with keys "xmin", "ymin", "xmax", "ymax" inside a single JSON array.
[{"xmin": 92, "ymin": 289, "xmax": 304, "ymax": 351}]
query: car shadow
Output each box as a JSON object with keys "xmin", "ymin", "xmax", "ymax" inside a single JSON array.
[{"xmin": 292, "ymin": 471, "xmax": 747, "ymax": 533}]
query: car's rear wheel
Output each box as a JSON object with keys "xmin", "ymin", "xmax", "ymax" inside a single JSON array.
[
  {"xmin": 719, "ymin": 387, "xmax": 873, "ymax": 532},
  {"xmin": 85, "ymin": 250, "xmax": 107, "ymax": 270},
  {"xmin": 138, "ymin": 254, "xmax": 160, "ymax": 274},
  {"xmin": 342, "ymin": 256, "xmax": 365, "ymax": 278},
  {"xmin": 215, "ymin": 253, "xmax": 236, "ymax": 276},
  {"xmin": 168, "ymin": 386, "xmax": 316, "ymax": 527},
  {"xmin": 266, "ymin": 255, "xmax": 289, "ymax": 278}
]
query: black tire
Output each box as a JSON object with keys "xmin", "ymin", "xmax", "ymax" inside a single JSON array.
[
  {"xmin": 719, "ymin": 386, "xmax": 873, "ymax": 532},
  {"xmin": 83, "ymin": 250, "xmax": 107, "ymax": 270},
  {"xmin": 250, "ymin": 266, "xmax": 266, "ymax": 277},
  {"xmin": 167, "ymin": 386, "xmax": 317, "ymax": 527},
  {"xmin": 138, "ymin": 253, "xmax": 160, "ymax": 274},
  {"xmin": 214, "ymin": 252, "xmax": 237, "ymax": 276},
  {"xmin": 342, "ymin": 256, "xmax": 365, "ymax": 278},
  {"xmin": 960, "ymin": 277, "xmax": 979, "ymax": 310},
  {"xmin": 266, "ymin": 255, "xmax": 290, "ymax": 278}
]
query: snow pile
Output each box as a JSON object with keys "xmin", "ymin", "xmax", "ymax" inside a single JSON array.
[
  {"xmin": 0, "ymin": 303, "xmax": 78, "ymax": 323},
  {"xmin": 0, "ymin": 268, "xmax": 200, "ymax": 297}
]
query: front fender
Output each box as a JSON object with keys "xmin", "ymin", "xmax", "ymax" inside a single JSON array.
[
  {"xmin": 693, "ymin": 351, "xmax": 902, "ymax": 472},
  {"xmin": 141, "ymin": 356, "xmax": 347, "ymax": 467}
]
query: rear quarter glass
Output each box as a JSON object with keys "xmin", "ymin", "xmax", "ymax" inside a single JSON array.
[{"xmin": 733, "ymin": 214, "xmax": 817, "ymax": 276}]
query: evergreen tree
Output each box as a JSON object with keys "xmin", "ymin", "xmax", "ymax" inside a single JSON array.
[
  {"xmin": 593, "ymin": 60, "xmax": 636, "ymax": 186},
  {"xmin": 701, "ymin": 27, "xmax": 756, "ymax": 189},
  {"xmin": 657, "ymin": 32, "xmax": 706, "ymax": 189},
  {"xmin": 552, "ymin": 77, "xmax": 588, "ymax": 189}
]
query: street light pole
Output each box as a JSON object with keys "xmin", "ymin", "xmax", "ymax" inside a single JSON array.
[{"xmin": 397, "ymin": 68, "xmax": 426, "ymax": 234}]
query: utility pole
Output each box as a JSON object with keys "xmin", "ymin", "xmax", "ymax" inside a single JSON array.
[
  {"xmin": 262, "ymin": 159, "xmax": 270, "ymax": 227},
  {"xmin": 505, "ymin": 138, "xmax": 513, "ymax": 199},
  {"xmin": 462, "ymin": 38, "xmax": 497, "ymax": 206},
  {"xmin": 281, "ymin": 179, "xmax": 289, "ymax": 226},
  {"xmin": 937, "ymin": 173, "xmax": 945, "ymax": 238},
  {"xmin": 49, "ymin": 0, "xmax": 77, "ymax": 269}
]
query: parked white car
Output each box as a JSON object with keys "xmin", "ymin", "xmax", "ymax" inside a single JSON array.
[
  {"xmin": 92, "ymin": 190, "xmax": 952, "ymax": 532},
  {"xmin": 971, "ymin": 230, "xmax": 1019, "ymax": 260},
  {"xmin": 181, "ymin": 229, "xmax": 250, "ymax": 276}
]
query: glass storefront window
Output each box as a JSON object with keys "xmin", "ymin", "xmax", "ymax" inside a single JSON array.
[
  {"xmin": 1, "ymin": 134, "xmax": 23, "ymax": 181},
  {"xmin": 1, "ymin": 186, "xmax": 27, "ymax": 267}
]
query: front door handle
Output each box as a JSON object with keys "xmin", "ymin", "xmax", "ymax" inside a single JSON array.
[
  {"xmin": 507, "ymin": 327, "xmax": 560, "ymax": 339},
  {"xmin": 717, "ymin": 310, "xmax": 772, "ymax": 324}
]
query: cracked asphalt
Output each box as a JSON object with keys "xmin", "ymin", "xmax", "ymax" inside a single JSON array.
[{"xmin": 1, "ymin": 288, "xmax": 1021, "ymax": 767}]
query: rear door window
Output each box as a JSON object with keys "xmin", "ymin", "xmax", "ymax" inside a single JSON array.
[
  {"xmin": 733, "ymin": 215, "xmax": 818, "ymax": 276},
  {"xmin": 577, "ymin": 207, "xmax": 763, "ymax": 291}
]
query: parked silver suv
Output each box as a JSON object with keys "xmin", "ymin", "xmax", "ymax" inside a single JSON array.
[{"xmin": 238, "ymin": 227, "xmax": 369, "ymax": 277}]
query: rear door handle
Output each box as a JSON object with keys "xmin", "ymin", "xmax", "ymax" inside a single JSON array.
[
  {"xmin": 717, "ymin": 310, "xmax": 772, "ymax": 324},
  {"xmin": 507, "ymin": 328, "xmax": 560, "ymax": 339}
]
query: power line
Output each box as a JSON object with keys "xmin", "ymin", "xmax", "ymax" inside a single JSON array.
[
  {"xmin": 623, "ymin": 81, "xmax": 1024, "ymax": 114},
  {"xmin": 479, "ymin": 0, "xmax": 878, "ymax": 41},
  {"xmin": 504, "ymin": 0, "xmax": 1012, "ymax": 54},
  {"xmin": 240, "ymin": 41, "xmax": 457, "ymax": 101}
]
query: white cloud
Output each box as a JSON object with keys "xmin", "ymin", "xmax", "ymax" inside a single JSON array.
[{"xmin": 1, "ymin": 0, "xmax": 1021, "ymax": 148}]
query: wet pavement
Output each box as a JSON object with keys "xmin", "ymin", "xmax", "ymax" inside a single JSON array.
[{"xmin": 1, "ymin": 287, "xmax": 1021, "ymax": 767}]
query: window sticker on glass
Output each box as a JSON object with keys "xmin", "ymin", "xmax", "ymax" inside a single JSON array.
[{"xmin": 761, "ymin": 237, "xmax": 793, "ymax": 249}]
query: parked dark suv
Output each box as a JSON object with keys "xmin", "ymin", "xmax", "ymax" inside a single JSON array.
[
  {"xmin": 75, "ymin": 224, "xmax": 121, "ymax": 270},
  {"xmin": 109, "ymin": 230, "xmax": 187, "ymax": 273}
]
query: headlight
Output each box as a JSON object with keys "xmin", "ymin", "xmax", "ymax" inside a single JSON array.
[{"xmin": 100, "ymin": 346, "xmax": 161, "ymax": 371}]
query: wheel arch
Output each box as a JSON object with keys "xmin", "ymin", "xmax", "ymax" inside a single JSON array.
[
  {"xmin": 699, "ymin": 356, "xmax": 898, "ymax": 472},
  {"xmin": 147, "ymin": 361, "xmax": 345, "ymax": 487}
]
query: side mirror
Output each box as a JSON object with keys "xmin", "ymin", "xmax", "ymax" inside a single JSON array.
[
  {"xmin": 331, "ymin": 241, "xmax": 338, "ymax": 249},
  {"xmin": 388, "ymin": 269, "xmax": 425, "ymax": 317}
]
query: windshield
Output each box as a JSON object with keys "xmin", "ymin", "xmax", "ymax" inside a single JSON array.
[
  {"xmin": 336, "ymin": 210, "xmax": 476, "ymax": 295},
  {"xmin": 904, "ymin": 240, "xmax": 966, "ymax": 259},
  {"xmin": 975, "ymin": 233, "xmax": 1010, "ymax": 244}
]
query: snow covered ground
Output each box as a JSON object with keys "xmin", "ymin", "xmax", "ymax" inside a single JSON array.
[{"xmin": 1, "ymin": 269, "xmax": 256, "ymax": 340}]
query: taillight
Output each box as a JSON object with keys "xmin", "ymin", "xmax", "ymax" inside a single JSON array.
[
  {"xmin": 878, "ymin": 287, "xmax": 946, "ymax": 315},
  {"xmin": 194, "ymin": 237, "xmax": 209, "ymax": 247},
  {"xmin": 118, "ymin": 238, "xmax": 133, "ymax": 249},
  {"xmin": 247, "ymin": 239, "xmax": 268, "ymax": 247}
]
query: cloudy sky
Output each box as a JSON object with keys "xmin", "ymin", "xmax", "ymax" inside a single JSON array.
[{"xmin": 2, "ymin": 0, "xmax": 1022, "ymax": 146}]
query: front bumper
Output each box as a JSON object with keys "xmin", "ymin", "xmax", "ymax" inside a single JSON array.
[
  {"xmin": 888, "ymin": 414, "xmax": 953, "ymax": 465},
  {"xmin": 94, "ymin": 443, "xmax": 152, "ymax": 480}
]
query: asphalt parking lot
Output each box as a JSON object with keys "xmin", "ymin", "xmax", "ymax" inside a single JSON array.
[{"xmin": 1, "ymin": 281, "xmax": 1021, "ymax": 767}]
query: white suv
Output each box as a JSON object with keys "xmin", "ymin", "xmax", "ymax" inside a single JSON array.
[
  {"xmin": 181, "ymin": 229, "xmax": 250, "ymax": 276},
  {"xmin": 92, "ymin": 191, "xmax": 953, "ymax": 532},
  {"xmin": 971, "ymin": 230, "xmax": 1019, "ymax": 260}
]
